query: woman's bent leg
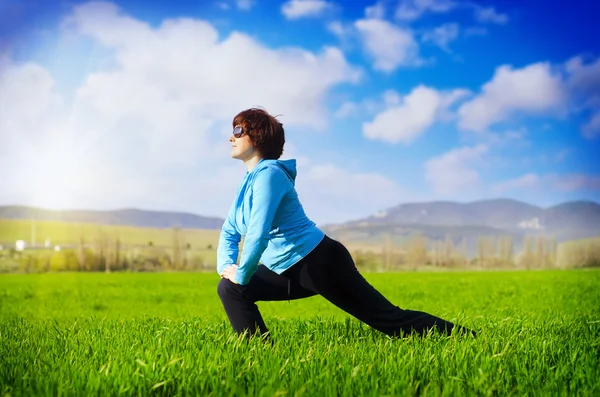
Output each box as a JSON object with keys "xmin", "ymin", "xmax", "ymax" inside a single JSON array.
[
  {"xmin": 217, "ymin": 264, "xmax": 316, "ymax": 337},
  {"xmin": 298, "ymin": 236, "xmax": 470, "ymax": 337}
]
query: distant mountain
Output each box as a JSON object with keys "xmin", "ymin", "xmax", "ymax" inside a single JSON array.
[
  {"xmin": 339, "ymin": 199, "xmax": 541, "ymax": 228},
  {"xmin": 2, "ymin": 199, "xmax": 600, "ymax": 248},
  {"xmin": 540, "ymin": 201, "xmax": 600, "ymax": 240},
  {"xmin": 321, "ymin": 199, "xmax": 600, "ymax": 249},
  {"xmin": 0, "ymin": 206, "xmax": 225, "ymax": 230}
]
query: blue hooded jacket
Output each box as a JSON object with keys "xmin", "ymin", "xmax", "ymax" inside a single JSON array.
[{"xmin": 216, "ymin": 158, "xmax": 325, "ymax": 285}]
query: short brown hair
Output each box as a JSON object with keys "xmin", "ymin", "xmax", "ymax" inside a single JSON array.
[{"xmin": 232, "ymin": 108, "xmax": 285, "ymax": 160}]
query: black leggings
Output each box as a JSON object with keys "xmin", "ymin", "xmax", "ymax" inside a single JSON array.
[{"xmin": 217, "ymin": 235, "xmax": 473, "ymax": 338}]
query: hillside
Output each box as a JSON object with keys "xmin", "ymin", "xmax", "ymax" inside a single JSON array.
[
  {"xmin": 0, "ymin": 206, "xmax": 224, "ymax": 230},
  {"xmin": 0, "ymin": 219, "xmax": 221, "ymax": 249},
  {"xmin": 2, "ymin": 199, "xmax": 599, "ymax": 251},
  {"xmin": 321, "ymin": 199, "xmax": 600, "ymax": 251}
]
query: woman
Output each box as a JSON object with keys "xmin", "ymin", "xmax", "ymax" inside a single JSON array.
[{"xmin": 217, "ymin": 108, "xmax": 475, "ymax": 340}]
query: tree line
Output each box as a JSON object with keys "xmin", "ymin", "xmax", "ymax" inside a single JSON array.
[
  {"xmin": 1, "ymin": 229, "xmax": 599, "ymax": 273},
  {"xmin": 0, "ymin": 227, "xmax": 213, "ymax": 273},
  {"xmin": 353, "ymin": 234, "xmax": 599, "ymax": 270}
]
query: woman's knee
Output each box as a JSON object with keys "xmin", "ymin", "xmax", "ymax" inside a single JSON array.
[
  {"xmin": 217, "ymin": 278, "xmax": 235, "ymax": 297},
  {"xmin": 217, "ymin": 278, "xmax": 242, "ymax": 299}
]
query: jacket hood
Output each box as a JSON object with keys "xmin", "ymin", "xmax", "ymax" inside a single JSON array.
[{"xmin": 256, "ymin": 159, "xmax": 297, "ymax": 183}]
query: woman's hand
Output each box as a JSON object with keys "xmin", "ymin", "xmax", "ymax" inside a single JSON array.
[{"xmin": 220, "ymin": 265, "xmax": 239, "ymax": 284}]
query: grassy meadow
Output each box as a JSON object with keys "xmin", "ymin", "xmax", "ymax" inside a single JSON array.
[
  {"xmin": 3, "ymin": 219, "xmax": 600, "ymax": 274},
  {"xmin": 0, "ymin": 219, "xmax": 221, "ymax": 273},
  {"xmin": 1, "ymin": 270, "xmax": 599, "ymax": 396},
  {"xmin": 0, "ymin": 219, "xmax": 221, "ymax": 249}
]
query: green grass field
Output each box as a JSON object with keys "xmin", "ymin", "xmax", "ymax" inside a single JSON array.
[
  {"xmin": 1, "ymin": 270, "xmax": 599, "ymax": 396},
  {"xmin": 0, "ymin": 219, "xmax": 221, "ymax": 248}
]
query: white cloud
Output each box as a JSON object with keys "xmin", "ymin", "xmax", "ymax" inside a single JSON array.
[
  {"xmin": 527, "ymin": 151, "xmax": 571, "ymax": 167},
  {"xmin": 363, "ymin": 86, "xmax": 441, "ymax": 143},
  {"xmin": 334, "ymin": 102, "xmax": 359, "ymax": 118},
  {"xmin": 354, "ymin": 18, "xmax": 422, "ymax": 72},
  {"xmin": 278, "ymin": 142, "xmax": 311, "ymax": 168},
  {"xmin": 281, "ymin": 0, "xmax": 333, "ymax": 20},
  {"xmin": 0, "ymin": 1, "xmax": 360, "ymax": 215},
  {"xmin": 67, "ymin": 1, "xmax": 359, "ymax": 128},
  {"xmin": 555, "ymin": 149, "xmax": 570, "ymax": 162},
  {"xmin": 362, "ymin": 85, "xmax": 468, "ymax": 143},
  {"xmin": 464, "ymin": 26, "xmax": 487, "ymax": 37},
  {"xmin": 582, "ymin": 113, "xmax": 600, "ymax": 139},
  {"xmin": 492, "ymin": 172, "xmax": 600, "ymax": 195},
  {"xmin": 564, "ymin": 56, "xmax": 600, "ymax": 137},
  {"xmin": 394, "ymin": 1, "xmax": 507, "ymax": 26},
  {"xmin": 548, "ymin": 174, "xmax": 600, "ymax": 192},
  {"xmin": 421, "ymin": 22, "xmax": 459, "ymax": 52},
  {"xmin": 565, "ymin": 56, "xmax": 600, "ymax": 101},
  {"xmin": 0, "ymin": 62, "xmax": 63, "ymax": 152},
  {"xmin": 474, "ymin": 6, "xmax": 508, "ymax": 24},
  {"xmin": 492, "ymin": 173, "xmax": 540, "ymax": 194},
  {"xmin": 395, "ymin": 0, "xmax": 455, "ymax": 21},
  {"xmin": 236, "ymin": 0, "xmax": 254, "ymax": 10},
  {"xmin": 455, "ymin": 56, "xmax": 600, "ymax": 136},
  {"xmin": 494, "ymin": 128, "xmax": 530, "ymax": 148},
  {"xmin": 333, "ymin": 97, "xmax": 382, "ymax": 120},
  {"xmin": 382, "ymin": 90, "xmax": 403, "ymax": 106},
  {"xmin": 296, "ymin": 164, "xmax": 410, "ymax": 224},
  {"xmin": 457, "ymin": 62, "xmax": 565, "ymax": 132},
  {"xmin": 326, "ymin": 20, "xmax": 356, "ymax": 50},
  {"xmin": 425, "ymin": 144, "xmax": 488, "ymax": 194},
  {"xmin": 461, "ymin": 127, "xmax": 530, "ymax": 149},
  {"xmin": 438, "ymin": 88, "xmax": 471, "ymax": 120},
  {"xmin": 502, "ymin": 129, "xmax": 527, "ymax": 142},
  {"xmin": 327, "ymin": 21, "xmax": 345, "ymax": 38},
  {"xmin": 365, "ymin": 2, "xmax": 385, "ymax": 19},
  {"xmin": 274, "ymin": 146, "xmax": 411, "ymax": 224}
]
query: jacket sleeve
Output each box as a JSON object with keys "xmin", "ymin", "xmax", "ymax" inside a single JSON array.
[
  {"xmin": 216, "ymin": 202, "xmax": 241, "ymax": 276},
  {"xmin": 233, "ymin": 167, "xmax": 290, "ymax": 285}
]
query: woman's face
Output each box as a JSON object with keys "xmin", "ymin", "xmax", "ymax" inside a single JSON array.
[{"xmin": 229, "ymin": 125, "xmax": 257, "ymax": 161}]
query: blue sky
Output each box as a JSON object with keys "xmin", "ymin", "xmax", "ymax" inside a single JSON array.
[{"xmin": 1, "ymin": 0, "xmax": 599, "ymax": 225}]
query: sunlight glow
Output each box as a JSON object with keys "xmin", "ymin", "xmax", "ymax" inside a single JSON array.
[{"xmin": 23, "ymin": 148, "xmax": 85, "ymax": 210}]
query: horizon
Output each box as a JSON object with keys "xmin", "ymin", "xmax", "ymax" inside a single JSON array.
[
  {"xmin": 2, "ymin": 0, "xmax": 599, "ymax": 225},
  {"xmin": 2, "ymin": 196, "xmax": 599, "ymax": 228}
]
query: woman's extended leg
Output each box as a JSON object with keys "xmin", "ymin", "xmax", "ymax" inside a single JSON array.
[
  {"xmin": 217, "ymin": 264, "xmax": 316, "ymax": 337},
  {"xmin": 290, "ymin": 235, "xmax": 473, "ymax": 337}
]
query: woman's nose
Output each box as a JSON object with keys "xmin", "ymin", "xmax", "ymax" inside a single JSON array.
[{"xmin": 229, "ymin": 135, "xmax": 235, "ymax": 143}]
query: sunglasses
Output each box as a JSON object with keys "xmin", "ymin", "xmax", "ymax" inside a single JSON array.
[{"xmin": 232, "ymin": 126, "xmax": 245, "ymax": 138}]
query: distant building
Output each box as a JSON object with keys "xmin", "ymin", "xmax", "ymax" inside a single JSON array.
[
  {"xmin": 15, "ymin": 240, "xmax": 26, "ymax": 251},
  {"xmin": 518, "ymin": 217, "xmax": 544, "ymax": 230}
]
